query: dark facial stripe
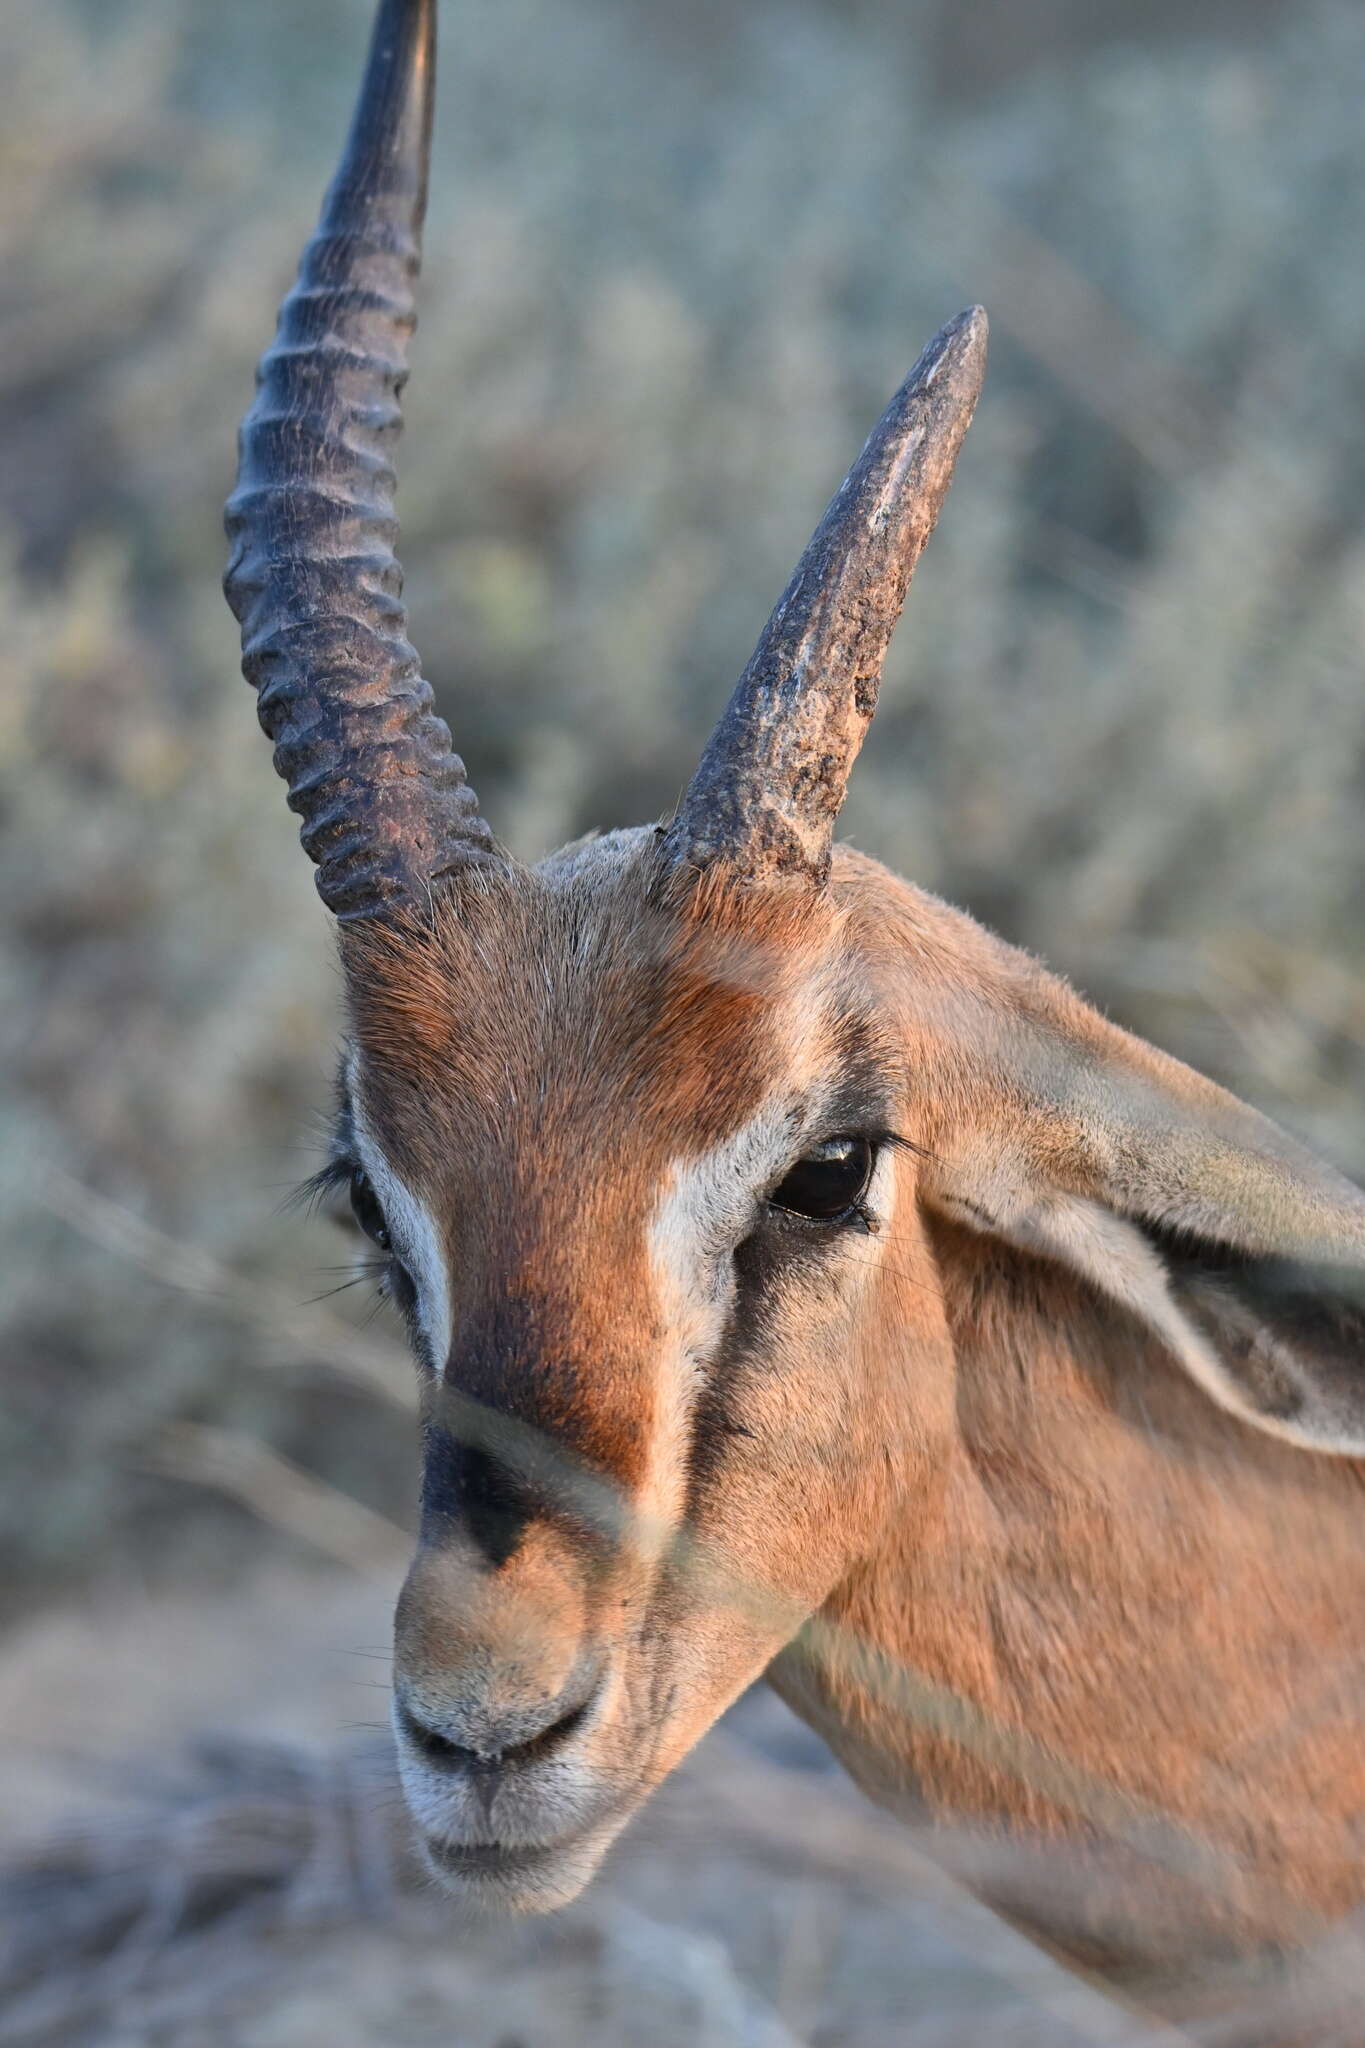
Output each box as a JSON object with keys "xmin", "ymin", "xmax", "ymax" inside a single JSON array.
[
  {"xmin": 421, "ymin": 1426, "xmax": 533, "ymax": 1568},
  {"xmin": 680, "ymin": 1040, "xmax": 896, "ymax": 1516},
  {"xmin": 420, "ymin": 1295, "xmax": 646, "ymax": 1567},
  {"xmin": 680, "ymin": 1221, "xmax": 777, "ymax": 1516}
]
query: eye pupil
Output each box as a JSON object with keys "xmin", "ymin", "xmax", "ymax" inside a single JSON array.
[
  {"xmin": 349, "ymin": 1166, "xmax": 391, "ymax": 1250},
  {"xmin": 769, "ymin": 1137, "xmax": 873, "ymax": 1222}
]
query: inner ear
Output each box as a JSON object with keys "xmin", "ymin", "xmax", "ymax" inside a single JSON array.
[
  {"xmin": 931, "ymin": 1180, "xmax": 1365, "ymax": 1459},
  {"xmin": 1142, "ymin": 1219, "xmax": 1365, "ymax": 1455}
]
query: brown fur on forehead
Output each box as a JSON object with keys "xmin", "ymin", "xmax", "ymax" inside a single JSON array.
[{"xmin": 337, "ymin": 851, "xmax": 859, "ymax": 1186}]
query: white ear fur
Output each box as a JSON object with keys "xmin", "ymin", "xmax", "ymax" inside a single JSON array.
[
  {"xmin": 937, "ymin": 1169, "xmax": 1365, "ymax": 1456},
  {"xmin": 926, "ymin": 1078, "xmax": 1365, "ymax": 1458}
]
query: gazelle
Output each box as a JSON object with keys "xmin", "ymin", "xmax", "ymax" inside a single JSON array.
[{"xmin": 225, "ymin": 0, "xmax": 1365, "ymax": 2028}]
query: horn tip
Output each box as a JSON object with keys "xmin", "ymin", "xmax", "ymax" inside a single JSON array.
[
  {"xmin": 954, "ymin": 303, "xmax": 989, "ymax": 360},
  {"xmin": 944, "ymin": 303, "xmax": 989, "ymax": 342},
  {"xmin": 915, "ymin": 304, "xmax": 989, "ymax": 394}
]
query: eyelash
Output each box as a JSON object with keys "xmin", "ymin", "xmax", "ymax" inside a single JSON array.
[
  {"xmin": 288, "ymin": 1155, "xmax": 411, "ymax": 1314},
  {"xmin": 345, "ymin": 1252, "xmax": 396, "ymax": 1318},
  {"xmin": 288, "ymin": 1154, "xmax": 352, "ymax": 1217}
]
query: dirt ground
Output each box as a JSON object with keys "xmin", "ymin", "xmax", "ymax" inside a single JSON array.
[{"xmin": 0, "ymin": 1564, "xmax": 1172, "ymax": 2048}]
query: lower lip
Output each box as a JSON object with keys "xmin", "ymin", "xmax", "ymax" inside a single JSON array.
[{"xmin": 425, "ymin": 1835, "xmax": 571, "ymax": 1881}]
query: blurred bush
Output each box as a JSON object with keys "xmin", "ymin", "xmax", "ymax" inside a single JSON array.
[{"xmin": 3, "ymin": 0, "xmax": 1364, "ymax": 1600}]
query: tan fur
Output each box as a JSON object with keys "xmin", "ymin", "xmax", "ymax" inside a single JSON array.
[{"xmin": 342, "ymin": 832, "xmax": 1365, "ymax": 2029}]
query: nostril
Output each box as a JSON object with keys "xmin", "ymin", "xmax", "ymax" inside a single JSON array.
[
  {"xmin": 513, "ymin": 1693, "xmax": 592, "ymax": 1761},
  {"xmin": 397, "ymin": 1686, "xmax": 597, "ymax": 1772},
  {"xmin": 398, "ymin": 1700, "xmax": 482, "ymax": 1771}
]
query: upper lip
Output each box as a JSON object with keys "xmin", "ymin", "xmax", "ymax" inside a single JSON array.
[{"xmin": 395, "ymin": 1693, "xmax": 597, "ymax": 1775}]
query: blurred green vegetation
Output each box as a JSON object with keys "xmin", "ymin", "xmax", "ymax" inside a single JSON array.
[{"xmin": 4, "ymin": 0, "xmax": 1365, "ymax": 1603}]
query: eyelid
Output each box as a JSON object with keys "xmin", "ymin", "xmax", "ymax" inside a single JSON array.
[{"xmin": 781, "ymin": 1129, "xmax": 886, "ymax": 1172}]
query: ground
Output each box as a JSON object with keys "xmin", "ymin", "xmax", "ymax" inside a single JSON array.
[{"xmin": 0, "ymin": 1564, "xmax": 1159, "ymax": 2047}]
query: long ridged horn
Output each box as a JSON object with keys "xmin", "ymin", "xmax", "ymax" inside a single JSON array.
[
  {"xmin": 662, "ymin": 307, "xmax": 987, "ymax": 887},
  {"xmin": 224, "ymin": 0, "xmax": 500, "ymax": 921}
]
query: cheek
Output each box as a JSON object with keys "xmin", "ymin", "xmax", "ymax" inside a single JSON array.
[
  {"xmin": 684, "ymin": 1281, "xmax": 894, "ymax": 1605},
  {"xmin": 710, "ymin": 1190, "xmax": 948, "ymax": 1584},
  {"xmin": 873, "ymin": 1208, "xmax": 960, "ymax": 1497}
]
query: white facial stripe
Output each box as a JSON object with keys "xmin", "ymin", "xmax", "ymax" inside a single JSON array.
[
  {"xmin": 637, "ymin": 1096, "xmax": 791, "ymax": 1532},
  {"xmin": 649, "ymin": 1095, "xmax": 800, "ymax": 1341},
  {"xmin": 347, "ymin": 1058, "xmax": 452, "ymax": 1371},
  {"xmin": 863, "ymin": 1139, "xmax": 898, "ymax": 1236},
  {"xmin": 647, "ymin": 1096, "xmax": 899, "ymax": 1458}
]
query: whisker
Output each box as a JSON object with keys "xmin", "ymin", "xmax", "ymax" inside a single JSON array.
[
  {"xmin": 303, "ymin": 1273, "xmax": 378, "ymax": 1306},
  {"xmin": 824, "ymin": 1243, "xmax": 948, "ymax": 1303}
]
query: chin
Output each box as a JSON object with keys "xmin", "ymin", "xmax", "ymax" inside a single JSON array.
[{"xmin": 419, "ymin": 1820, "xmax": 621, "ymax": 1914}]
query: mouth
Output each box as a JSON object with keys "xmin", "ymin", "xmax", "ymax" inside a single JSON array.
[
  {"xmin": 424, "ymin": 1835, "xmax": 569, "ymax": 1880},
  {"xmin": 418, "ymin": 1813, "xmax": 625, "ymax": 1911}
]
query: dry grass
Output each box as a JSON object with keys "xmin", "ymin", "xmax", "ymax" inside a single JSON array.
[{"xmin": 5, "ymin": 0, "xmax": 1365, "ymax": 1590}]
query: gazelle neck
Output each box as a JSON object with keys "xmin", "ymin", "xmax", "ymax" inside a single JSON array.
[{"xmin": 769, "ymin": 1208, "xmax": 1365, "ymax": 1995}]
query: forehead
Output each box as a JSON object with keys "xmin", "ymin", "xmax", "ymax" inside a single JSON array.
[{"xmin": 338, "ymin": 842, "xmax": 877, "ymax": 1190}]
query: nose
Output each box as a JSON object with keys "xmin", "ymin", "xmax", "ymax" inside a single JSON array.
[
  {"xmin": 394, "ymin": 1528, "xmax": 606, "ymax": 1777},
  {"xmin": 396, "ymin": 1659, "xmax": 602, "ymax": 1773}
]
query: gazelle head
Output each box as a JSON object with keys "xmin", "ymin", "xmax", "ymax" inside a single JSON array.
[{"xmin": 226, "ymin": 0, "xmax": 1365, "ymax": 1922}]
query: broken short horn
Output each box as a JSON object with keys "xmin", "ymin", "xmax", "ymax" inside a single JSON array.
[{"xmin": 662, "ymin": 306, "xmax": 987, "ymax": 887}]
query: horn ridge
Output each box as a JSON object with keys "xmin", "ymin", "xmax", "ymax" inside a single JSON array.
[
  {"xmin": 663, "ymin": 305, "xmax": 988, "ymax": 888},
  {"xmin": 225, "ymin": 0, "xmax": 501, "ymax": 922}
]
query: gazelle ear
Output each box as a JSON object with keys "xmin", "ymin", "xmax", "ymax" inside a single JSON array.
[{"xmin": 922, "ymin": 984, "xmax": 1365, "ymax": 1457}]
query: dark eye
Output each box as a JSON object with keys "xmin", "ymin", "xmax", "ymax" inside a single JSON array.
[
  {"xmin": 769, "ymin": 1136, "xmax": 874, "ymax": 1223},
  {"xmin": 349, "ymin": 1165, "xmax": 391, "ymax": 1250}
]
